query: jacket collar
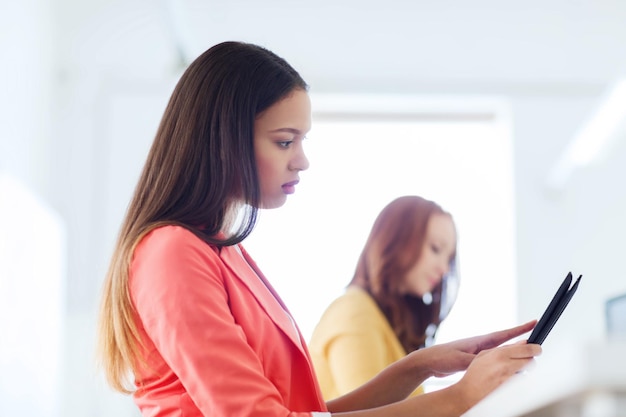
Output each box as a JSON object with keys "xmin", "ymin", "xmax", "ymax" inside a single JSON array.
[{"xmin": 219, "ymin": 243, "xmax": 307, "ymax": 352}]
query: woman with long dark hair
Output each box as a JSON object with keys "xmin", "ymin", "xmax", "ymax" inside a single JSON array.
[{"xmin": 97, "ymin": 41, "xmax": 540, "ymax": 417}]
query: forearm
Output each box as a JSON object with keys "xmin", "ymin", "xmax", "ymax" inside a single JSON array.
[
  {"xmin": 328, "ymin": 383, "xmax": 470, "ymax": 417},
  {"xmin": 327, "ymin": 321, "xmax": 541, "ymax": 416},
  {"xmin": 327, "ymin": 352, "xmax": 431, "ymax": 412}
]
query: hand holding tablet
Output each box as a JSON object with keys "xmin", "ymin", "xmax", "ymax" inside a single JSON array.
[{"xmin": 527, "ymin": 272, "xmax": 582, "ymax": 345}]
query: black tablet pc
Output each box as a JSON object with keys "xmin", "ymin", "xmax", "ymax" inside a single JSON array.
[{"xmin": 527, "ymin": 272, "xmax": 582, "ymax": 345}]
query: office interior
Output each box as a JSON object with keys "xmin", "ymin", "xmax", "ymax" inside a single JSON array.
[{"xmin": 1, "ymin": 1, "xmax": 626, "ymax": 416}]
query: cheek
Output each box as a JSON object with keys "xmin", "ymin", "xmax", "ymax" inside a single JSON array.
[
  {"xmin": 255, "ymin": 156, "xmax": 272, "ymax": 184},
  {"xmin": 405, "ymin": 265, "xmax": 426, "ymax": 296},
  {"xmin": 254, "ymin": 141, "xmax": 271, "ymax": 172}
]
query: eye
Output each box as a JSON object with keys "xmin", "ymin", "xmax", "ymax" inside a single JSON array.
[
  {"xmin": 277, "ymin": 140, "xmax": 293, "ymax": 149},
  {"xmin": 430, "ymin": 244, "xmax": 441, "ymax": 254}
]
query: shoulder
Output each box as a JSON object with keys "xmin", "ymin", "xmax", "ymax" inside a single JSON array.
[
  {"xmin": 131, "ymin": 225, "xmax": 225, "ymax": 290},
  {"xmin": 310, "ymin": 286, "xmax": 391, "ymax": 350},
  {"xmin": 134, "ymin": 225, "xmax": 219, "ymax": 264},
  {"xmin": 318, "ymin": 286, "xmax": 384, "ymax": 328},
  {"xmin": 331, "ymin": 286, "xmax": 378, "ymax": 313},
  {"xmin": 137, "ymin": 224, "xmax": 213, "ymax": 251}
]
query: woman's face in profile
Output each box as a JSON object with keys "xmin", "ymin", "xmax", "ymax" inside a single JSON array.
[
  {"xmin": 254, "ymin": 89, "xmax": 311, "ymax": 209},
  {"xmin": 401, "ymin": 213, "xmax": 456, "ymax": 297}
]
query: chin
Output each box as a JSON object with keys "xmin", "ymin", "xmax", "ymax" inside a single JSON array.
[{"xmin": 260, "ymin": 197, "xmax": 287, "ymax": 209}]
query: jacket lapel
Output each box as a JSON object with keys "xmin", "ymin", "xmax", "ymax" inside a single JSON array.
[{"xmin": 220, "ymin": 244, "xmax": 306, "ymax": 352}]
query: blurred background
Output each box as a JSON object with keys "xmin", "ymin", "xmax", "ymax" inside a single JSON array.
[{"xmin": 2, "ymin": 0, "xmax": 626, "ymax": 416}]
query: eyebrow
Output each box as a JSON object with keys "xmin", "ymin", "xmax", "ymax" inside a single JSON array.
[{"xmin": 269, "ymin": 127, "xmax": 305, "ymax": 135}]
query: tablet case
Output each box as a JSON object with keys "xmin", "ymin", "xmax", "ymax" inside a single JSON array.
[{"xmin": 527, "ymin": 272, "xmax": 582, "ymax": 345}]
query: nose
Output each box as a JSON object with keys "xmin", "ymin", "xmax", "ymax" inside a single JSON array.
[
  {"xmin": 439, "ymin": 259, "xmax": 450, "ymax": 277},
  {"xmin": 290, "ymin": 146, "xmax": 310, "ymax": 172}
]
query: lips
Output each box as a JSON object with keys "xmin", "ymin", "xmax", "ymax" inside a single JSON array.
[
  {"xmin": 428, "ymin": 276, "xmax": 440, "ymax": 289},
  {"xmin": 282, "ymin": 179, "xmax": 300, "ymax": 194}
]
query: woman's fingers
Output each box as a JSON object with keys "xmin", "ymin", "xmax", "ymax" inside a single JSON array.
[
  {"xmin": 474, "ymin": 320, "xmax": 538, "ymax": 351},
  {"xmin": 503, "ymin": 341, "xmax": 542, "ymax": 359},
  {"xmin": 478, "ymin": 343, "xmax": 541, "ymax": 380},
  {"xmin": 423, "ymin": 323, "xmax": 542, "ymax": 379},
  {"xmin": 458, "ymin": 342, "xmax": 542, "ymax": 407}
]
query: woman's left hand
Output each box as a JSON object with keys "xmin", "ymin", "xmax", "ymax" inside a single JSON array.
[{"xmin": 408, "ymin": 320, "xmax": 537, "ymax": 378}]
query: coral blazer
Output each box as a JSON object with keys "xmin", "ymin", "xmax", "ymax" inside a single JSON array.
[{"xmin": 129, "ymin": 225, "xmax": 328, "ymax": 417}]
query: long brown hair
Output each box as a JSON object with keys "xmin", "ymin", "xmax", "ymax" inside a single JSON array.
[
  {"xmin": 349, "ymin": 195, "xmax": 458, "ymax": 353},
  {"xmin": 96, "ymin": 41, "xmax": 308, "ymax": 392}
]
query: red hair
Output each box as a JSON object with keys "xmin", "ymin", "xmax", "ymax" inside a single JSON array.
[{"xmin": 349, "ymin": 195, "xmax": 458, "ymax": 352}]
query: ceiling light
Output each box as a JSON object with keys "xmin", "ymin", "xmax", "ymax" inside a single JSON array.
[{"xmin": 546, "ymin": 78, "xmax": 626, "ymax": 191}]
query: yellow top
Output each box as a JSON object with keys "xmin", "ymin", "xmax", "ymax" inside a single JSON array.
[{"xmin": 309, "ymin": 286, "xmax": 424, "ymax": 400}]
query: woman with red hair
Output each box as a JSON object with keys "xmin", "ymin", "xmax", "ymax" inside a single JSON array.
[{"xmin": 310, "ymin": 195, "xmax": 460, "ymax": 400}]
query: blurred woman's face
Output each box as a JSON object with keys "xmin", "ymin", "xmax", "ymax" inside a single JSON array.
[{"xmin": 401, "ymin": 213, "xmax": 456, "ymax": 297}]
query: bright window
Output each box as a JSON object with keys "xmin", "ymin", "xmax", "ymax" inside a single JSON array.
[{"xmin": 244, "ymin": 94, "xmax": 517, "ymax": 352}]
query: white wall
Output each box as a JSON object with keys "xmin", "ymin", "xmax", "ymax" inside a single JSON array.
[
  {"xmin": 0, "ymin": 0, "xmax": 53, "ymax": 197},
  {"xmin": 0, "ymin": 175, "xmax": 65, "ymax": 417},
  {"xmin": 0, "ymin": 2, "xmax": 64, "ymax": 417},
  {"xmin": 2, "ymin": 0, "xmax": 626, "ymax": 415},
  {"xmin": 512, "ymin": 94, "xmax": 626, "ymax": 340}
]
